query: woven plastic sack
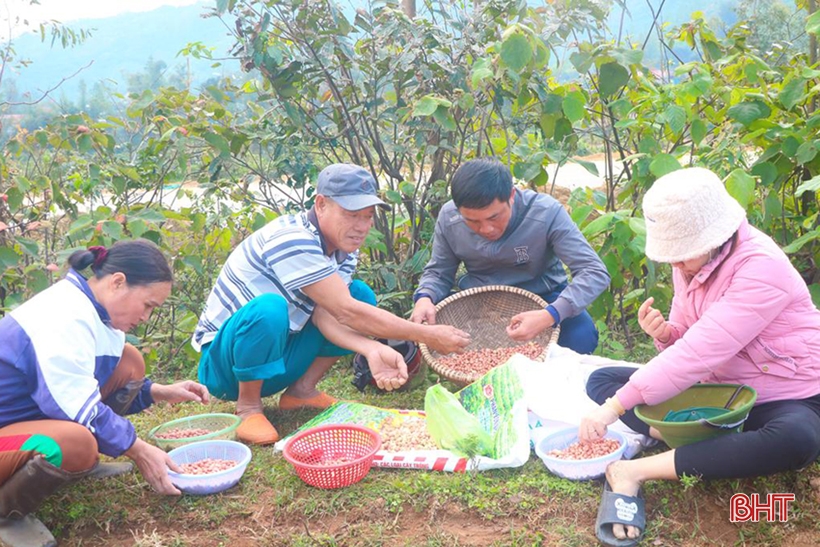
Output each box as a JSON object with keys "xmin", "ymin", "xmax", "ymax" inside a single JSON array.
[{"xmin": 424, "ymin": 384, "xmax": 493, "ymax": 458}]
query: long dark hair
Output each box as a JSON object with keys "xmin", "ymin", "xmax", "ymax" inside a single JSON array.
[{"xmin": 68, "ymin": 239, "xmax": 173, "ymax": 286}]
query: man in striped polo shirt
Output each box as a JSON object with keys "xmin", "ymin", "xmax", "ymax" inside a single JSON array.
[{"xmin": 193, "ymin": 164, "xmax": 471, "ymax": 445}]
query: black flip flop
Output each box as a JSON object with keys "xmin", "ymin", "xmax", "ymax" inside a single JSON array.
[{"xmin": 595, "ymin": 480, "xmax": 646, "ymax": 547}]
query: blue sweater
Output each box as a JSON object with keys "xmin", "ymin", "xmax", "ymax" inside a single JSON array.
[{"xmin": 0, "ymin": 270, "xmax": 153, "ymax": 457}]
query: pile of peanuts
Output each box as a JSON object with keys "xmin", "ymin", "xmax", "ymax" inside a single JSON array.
[
  {"xmin": 378, "ymin": 417, "xmax": 438, "ymax": 452},
  {"xmin": 547, "ymin": 438, "xmax": 621, "ymax": 460},
  {"xmin": 178, "ymin": 458, "xmax": 237, "ymax": 475},
  {"xmin": 155, "ymin": 427, "xmax": 212, "ymax": 440},
  {"xmin": 437, "ymin": 342, "xmax": 544, "ymax": 376}
]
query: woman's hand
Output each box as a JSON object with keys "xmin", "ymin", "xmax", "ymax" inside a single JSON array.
[
  {"xmin": 151, "ymin": 381, "xmax": 210, "ymax": 405},
  {"xmin": 506, "ymin": 309, "xmax": 554, "ymax": 342},
  {"xmin": 366, "ymin": 344, "xmax": 409, "ymax": 392},
  {"xmin": 579, "ymin": 401, "xmax": 621, "ymax": 442},
  {"xmin": 638, "ymin": 297, "xmax": 671, "ymax": 343},
  {"xmin": 124, "ymin": 438, "xmax": 181, "ymax": 495}
]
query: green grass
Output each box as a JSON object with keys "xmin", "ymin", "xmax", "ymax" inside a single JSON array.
[{"xmin": 39, "ymin": 357, "xmax": 820, "ymax": 546}]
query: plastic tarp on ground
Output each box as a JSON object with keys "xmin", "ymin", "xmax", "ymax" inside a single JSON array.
[
  {"xmin": 274, "ymin": 346, "xmax": 656, "ymax": 471},
  {"xmin": 273, "ymin": 360, "xmax": 531, "ymax": 472}
]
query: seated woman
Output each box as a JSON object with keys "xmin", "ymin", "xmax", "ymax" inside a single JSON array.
[
  {"xmin": 0, "ymin": 240, "xmax": 210, "ymax": 547},
  {"xmin": 580, "ymin": 168, "xmax": 820, "ymax": 547}
]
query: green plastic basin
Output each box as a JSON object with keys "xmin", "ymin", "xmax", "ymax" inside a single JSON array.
[{"xmin": 634, "ymin": 383, "xmax": 757, "ymax": 448}]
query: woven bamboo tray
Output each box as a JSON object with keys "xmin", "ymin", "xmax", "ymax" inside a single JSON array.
[{"xmin": 419, "ymin": 285, "xmax": 560, "ymax": 386}]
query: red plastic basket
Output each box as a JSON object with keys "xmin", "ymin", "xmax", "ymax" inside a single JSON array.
[{"xmin": 282, "ymin": 424, "xmax": 381, "ymax": 489}]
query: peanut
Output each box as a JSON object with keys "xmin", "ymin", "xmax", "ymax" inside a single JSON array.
[
  {"xmin": 378, "ymin": 417, "xmax": 438, "ymax": 452},
  {"xmin": 178, "ymin": 458, "xmax": 238, "ymax": 475},
  {"xmin": 438, "ymin": 342, "xmax": 544, "ymax": 376},
  {"xmin": 547, "ymin": 438, "xmax": 620, "ymax": 460}
]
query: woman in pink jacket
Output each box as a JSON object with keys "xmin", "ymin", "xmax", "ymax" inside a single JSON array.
[{"xmin": 581, "ymin": 167, "xmax": 820, "ymax": 547}]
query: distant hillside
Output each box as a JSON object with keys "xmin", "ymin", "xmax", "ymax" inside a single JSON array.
[
  {"xmin": 5, "ymin": 0, "xmax": 759, "ymax": 103},
  {"xmin": 6, "ymin": 2, "xmax": 237, "ymax": 100}
]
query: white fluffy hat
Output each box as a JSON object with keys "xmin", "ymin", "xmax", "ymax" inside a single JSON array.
[{"xmin": 643, "ymin": 167, "xmax": 746, "ymax": 263}]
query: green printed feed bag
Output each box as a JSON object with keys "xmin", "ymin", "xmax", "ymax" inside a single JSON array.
[
  {"xmin": 425, "ymin": 358, "xmax": 531, "ymax": 464},
  {"xmin": 425, "ymin": 384, "xmax": 493, "ymax": 458}
]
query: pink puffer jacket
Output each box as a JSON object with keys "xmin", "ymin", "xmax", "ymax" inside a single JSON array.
[{"xmin": 616, "ymin": 219, "xmax": 820, "ymax": 410}]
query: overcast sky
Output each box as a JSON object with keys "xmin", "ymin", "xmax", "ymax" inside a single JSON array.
[{"xmin": 3, "ymin": 0, "xmax": 204, "ymax": 38}]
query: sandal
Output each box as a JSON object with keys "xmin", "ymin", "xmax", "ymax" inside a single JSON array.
[
  {"xmin": 278, "ymin": 392, "xmax": 337, "ymax": 411},
  {"xmin": 236, "ymin": 413, "xmax": 279, "ymax": 445},
  {"xmin": 595, "ymin": 480, "xmax": 646, "ymax": 547}
]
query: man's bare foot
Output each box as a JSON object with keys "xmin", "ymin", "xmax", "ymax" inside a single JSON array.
[{"xmin": 605, "ymin": 461, "xmax": 643, "ymax": 541}]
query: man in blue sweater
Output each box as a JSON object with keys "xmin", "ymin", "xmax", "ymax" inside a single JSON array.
[{"xmin": 410, "ymin": 158, "xmax": 610, "ymax": 354}]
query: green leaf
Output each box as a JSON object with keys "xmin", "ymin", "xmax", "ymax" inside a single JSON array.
[
  {"xmin": 562, "ymin": 93, "xmax": 586, "ymax": 123},
  {"xmin": 782, "ymin": 136, "xmax": 801, "ymax": 158},
  {"xmin": 432, "ymin": 106, "xmax": 456, "ymax": 131},
  {"xmin": 727, "ymin": 100, "xmax": 771, "ymax": 127},
  {"xmin": 783, "ymin": 228, "xmax": 820, "ymax": 253},
  {"xmin": 500, "ymin": 30, "xmax": 532, "ymax": 72},
  {"xmin": 763, "ymin": 191, "xmax": 782, "ymax": 226},
  {"xmin": 725, "ymin": 169, "xmax": 756, "ymax": 209},
  {"xmin": 612, "ymin": 48, "xmax": 643, "ymax": 66},
  {"xmin": 569, "ymin": 51, "xmax": 592, "ymax": 73},
  {"xmin": 216, "ymin": 0, "xmax": 229, "ymax": 14},
  {"xmin": 470, "ymin": 60, "xmax": 494, "ymax": 88},
  {"xmin": 690, "ymin": 118, "xmax": 707, "ymax": 144},
  {"xmin": 779, "ymin": 78, "xmax": 806, "ymax": 111},
  {"xmin": 796, "ymin": 141, "xmax": 818, "ymax": 165},
  {"xmin": 569, "ymin": 157, "xmax": 599, "ymax": 177},
  {"xmin": 385, "ymin": 190, "xmax": 402, "ymax": 204},
  {"xmin": 16, "ymin": 237, "xmax": 39, "ymax": 258},
  {"xmin": 412, "ymin": 96, "xmax": 440, "ymax": 117},
  {"xmin": 0, "ymin": 247, "xmax": 20, "ymax": 270},
  {"xmin": 513, "ymin": 161, "xmax": 542, "ymax": 182},
  {"xmin": 598, "ymin": 62, "xmax": 629, "ymax": 99},
  {"xmin": 77, "ymin": 134, "xmax": 93, "ymax": 153},
  {"xmin": 665, "ymin": 105, "xmax": 687, "ymax": 136},
  {"xmin": 128, "ymin": 218, "xmax": 148, "ymax": 238},
  {"xmin": 796, "ymin": 175, "xmax": 820, "ymax": 197},
  {"xmin": 204, "ymin": 132, "xmax": 231, "ymax": 158},
  {"xmin": 582, "ymin": 212, "xmax": 618, "ymax": 238},
  {"xmin": 628, "ymin": 217, "xmax": 646, "ymax": 236},
  {"xmin": 809, "ymin": 284, "xmax": 820, "ymax": 309},
  {"xmin": 102, "ymin": 221, "xmax": 124, "ymax": 240},
  {"xmin": 751, "ymin": 161, "xmax": 778, "ymax": 186},
  {"xmin": 649, "ymin": 154, "xmax": 681, "ymax": 178},
  {"xmin": 807, "ymin": 10, "xmax": 820, "ymax": 36}
]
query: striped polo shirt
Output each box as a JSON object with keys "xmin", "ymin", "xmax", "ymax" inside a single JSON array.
[{"xmin": 192, "ymin": 210, "xmax": 357, "ymax": 350}]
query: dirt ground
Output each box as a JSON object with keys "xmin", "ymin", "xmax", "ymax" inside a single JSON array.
[{"xmin": 57, "ymin": 479, "xmax": 820, "ymax": 547}]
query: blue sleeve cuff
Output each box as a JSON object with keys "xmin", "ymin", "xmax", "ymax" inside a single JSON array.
[
  {"xmin": 545, "ymin": 304, "xmax": 561, "ymax": 325},
  {"xmin": 413, "ymin": 291, "xmax": 435, "ymax": 303}
]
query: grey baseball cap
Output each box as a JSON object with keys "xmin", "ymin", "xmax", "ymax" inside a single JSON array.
[{"xmin": 316, "ymin": 164, "xmax": 389, "ymax": 211}]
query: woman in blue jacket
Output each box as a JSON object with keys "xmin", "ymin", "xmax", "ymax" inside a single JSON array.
[{"xmin": 0, "ymin": 239, "xmax": 209, "ymax": 547}]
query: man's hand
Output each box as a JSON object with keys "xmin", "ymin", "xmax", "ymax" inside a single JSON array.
[
  {"xmin": 425, "ymin": 324, "xmax": 471, "ymax": 355},
  {"xmin": 410, "ymin": 297, "xmax": 437, "ymax": 324},
  {"xmin": 125, "ymin": 438, "xmax": 181, "ymax": 495},
  {"xmin": 366, "ymin": 344, "xmax": 409, "ymax": 392},
  {"xmin": 506, "ymin": 309, "xmax": 554, "ymax": 342},
  {"xmin": 151, "ymin": 381, "xmax": 210, "ymax": 405},
  {"xmin": 638, "ymin": 297, "xmax": 671, "ymax": 343}
]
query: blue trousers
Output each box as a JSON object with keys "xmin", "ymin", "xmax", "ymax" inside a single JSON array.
[
  {"xmin": 198, "ymin": 280, "xmax": 376, "ymax": 401},
  {"xmin": 586, "ymin": 366, "xmax": 820, "ymax": 479},
  {"xmin": 538, "ymin": 286, "xmax": 598, "ymax": 355}
]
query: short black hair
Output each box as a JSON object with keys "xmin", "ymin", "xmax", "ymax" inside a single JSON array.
[
  {"xmin": 68, "ymin": 239, "xmax": 172, "ymax": 286},
  {"xmin": 451, "ymin": 158, "xmax": 513, "ymax": 209}
]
